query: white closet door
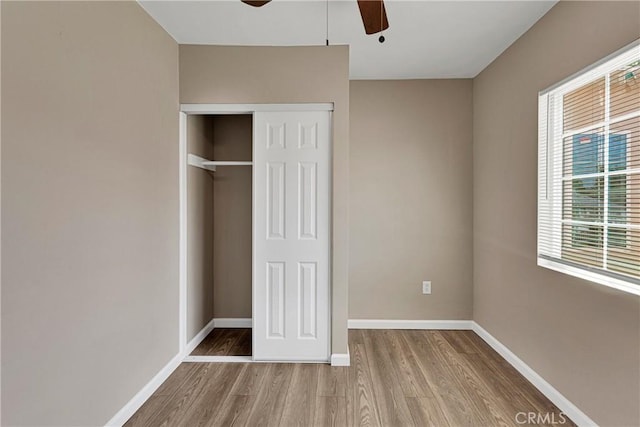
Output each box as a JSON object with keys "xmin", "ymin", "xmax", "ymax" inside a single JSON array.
[{"xmin": 253, "ymin": 111, "xmax": 331, "ymax": 362}]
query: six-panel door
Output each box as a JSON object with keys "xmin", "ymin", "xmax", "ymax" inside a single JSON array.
[{"xmin": 253, "ymin": 111, "xmax": 331, "ymax": 361}]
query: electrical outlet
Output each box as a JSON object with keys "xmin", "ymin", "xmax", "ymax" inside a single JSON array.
[{"xmin": 422, "ymin": 281, "xmax": 431, "ymax": 295}]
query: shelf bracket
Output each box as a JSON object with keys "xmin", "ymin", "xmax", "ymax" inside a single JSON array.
[{"xmin": 188, "ymin": 154, "xmax": 217, "ymax": 171}]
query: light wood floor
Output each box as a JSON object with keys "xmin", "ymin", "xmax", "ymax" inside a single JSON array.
[
  {"xmin": 191, "ymin": 328, "xmax": 251, "ymax": 356},
  {"xmin": 125, "ymin": 329, "xmax": 573, "ymax": 426}
]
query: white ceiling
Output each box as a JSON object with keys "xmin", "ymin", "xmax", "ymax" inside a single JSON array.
[{"xmin": 139, "ymin": 0, "xmax": 556, "ymax": 79}]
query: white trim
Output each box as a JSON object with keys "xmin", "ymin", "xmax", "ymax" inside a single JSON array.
[
  {"xmin": 180, "ymin": 103, "xmax": 334, "ymax": 114},
  {"xmin": 184, "ymin": 318, "xmax": 216, "ymax": 355},
  {"xmin": 330, "ymin": 351, "xmax": 351, "ymax": 367},
  {"xmin": 213, "ymin": 318, "xmax": 252, "ymax": 328},
  {"xmin": 248, "ymin": 357, "xmax": 330, "ymax": 363},
  {"xmin": 108, "ymin": 318, "xmax": 598, "ymax": 426},
  {"xmin": 105, "ymin": 317, "xmax": 216, "ymax": 426},
  {"xmin": 348, "ymin": 319, "xmax": 473, "ymax": 330},
  {"xmin": 538, "ymin": 41, "xmax": 640, "ymax": 295},
  {"xmin": 184, "ymin": 355, "xmax": 253, "ymax": 363},
  {"xmin": 471, "ymin": 322, "xmax": 598, "ymax": 427},
  {"xmin": 251, "ymin": 111, "xmax": 257, "ymax": 362},
  {"xmin": 183, "ymin": 356, "xmax": 329, "ymax": 364},
  {"xmin": 179, "ymin": 112, "xmax": 188, "ymax": 352},
  {"xmin": 538, "ymin": 257, "xmax": 640, "ymax": 296},
  {"xmin": 105, "ymin": 351, "xmax": 183, "ymax": 426}
]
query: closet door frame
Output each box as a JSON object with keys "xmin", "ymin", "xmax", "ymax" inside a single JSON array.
[{"xmin": 178, "ymin": 103, "xmax": 334, "ymax": 361}]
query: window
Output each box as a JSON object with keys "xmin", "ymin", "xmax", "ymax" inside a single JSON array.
[{"xmin": 538, "ymin": 41, "xmax": 640, "ymax": 295}]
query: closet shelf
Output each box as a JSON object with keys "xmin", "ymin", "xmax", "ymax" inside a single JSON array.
[{"xmin": 188, "ymin": 154, "xmax": 252, "ymax": 172}]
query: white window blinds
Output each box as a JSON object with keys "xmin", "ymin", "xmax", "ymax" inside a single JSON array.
[{"xmin": 538, "ymin": 41, "xmax": 640, "ymax": 295}]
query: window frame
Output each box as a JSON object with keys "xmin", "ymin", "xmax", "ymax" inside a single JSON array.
[{"xmin": 537, "ymin": 39, "xmax": 640, "ymax": 296}]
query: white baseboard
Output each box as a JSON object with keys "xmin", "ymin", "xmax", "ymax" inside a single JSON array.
[
  {"xmin": 213, "ymin": 318, "xmax": 252, "ymax": 328},
  {"xmin": 184, "ymin": 355, "xmax": 253, "ymax": 363},
  {"xmin": 106, "ymin": 318, "xmax": 254, "ymax": 425},
  {"xmin": 105, "ymin": 350, "xmax": 183, "ymax": 427},
  {"xmin": 471, "ymin": 322, "xmax": 596, "ymax": 427},
  {"xmin": 184, "ymin": 318, "xmax": 216, "ymax": 355},
  {"xmin": 348, "ymin": 318, "xmax": 594, "ymax": 425},
  {"xmin": 105, "ymin": 317, "xmax": 216, "ymax": 427},
  {"xmin": 331, "ymin": 351, "xmax": 350, "ymax": 366},
  {"xmin": 109, "ymin": 317, "xmax": 594, "ymax": 426},
  {"xmin": 348, "ymin": 319, "xmax": 473, "ymax": 330}
]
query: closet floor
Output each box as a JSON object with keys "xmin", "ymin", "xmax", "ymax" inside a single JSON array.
[{"xmin": 191, "ymin": 328, "xmax": 251, "ymax": 356}]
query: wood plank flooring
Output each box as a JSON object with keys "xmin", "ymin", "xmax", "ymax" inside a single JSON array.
[
  {"xmin": 191, "ymin": 328, "xmax": 251, "ymax": 356},
  {"xmin": 126, "ymin": 330, "xmax": 574, "ymax": 426}
]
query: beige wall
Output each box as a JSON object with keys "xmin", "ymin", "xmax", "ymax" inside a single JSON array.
[
  {"xmin": 349, "ymin": 80, "xmax": 473, "ymax": 320},
  {"xmin": 187, "ymin": 115, "xmax": 216, "ymax": 340},
  {"xmin": 3, "ymin": 2, "xmax": 636, "ymax": 426},
  {"xmin": 473, "ymin": 2, "xmax": 640, "ymax": 426},
  {"xmin": 1, "ymin": 2, "xmax": 179, "ymax": 425},
  {"xmin": 211, "ymin": 115, "xmax": 253, "ymax": 319},
  {"xmin": 179, "ymin": 45, "xmax": 350, "ymax": 354}
]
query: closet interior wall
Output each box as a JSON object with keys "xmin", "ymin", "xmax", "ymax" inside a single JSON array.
[
  {"xmin": 186, "ymin": 114, "xmax": 253, "ymax": 342},
  {"xmin": 187, "ymin": 115, "xmax": 215, "ymax": 341},
  {"xmin": 211, "ymin": 115, "xmax": 253, "ymax": 319}
]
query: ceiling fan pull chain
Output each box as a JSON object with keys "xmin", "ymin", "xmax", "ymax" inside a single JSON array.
[
  {"xmin": 379, "ymin": 0, "xmax": 385, "ymax": 43},
  {"xmin": 326, "ymin": 0, "xmax": 329, "ymax": 46}
]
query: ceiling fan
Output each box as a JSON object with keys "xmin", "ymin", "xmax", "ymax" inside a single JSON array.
[{"xmin": 240, "ymin": 0, "xmax": 389, "ymax": 41}]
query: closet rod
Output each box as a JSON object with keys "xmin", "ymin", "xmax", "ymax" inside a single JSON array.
[{"xmin": 188, "ymin": 154, "xmax": 253, "ymax": 172}]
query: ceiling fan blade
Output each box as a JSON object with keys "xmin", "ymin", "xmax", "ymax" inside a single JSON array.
[
  {"xmin": 357, "ymin": 0, "xmax": 389, "ymax": 35},
  {"xmin": 241, "ymin": 0, "xmax": 271, "ymax": 7}
]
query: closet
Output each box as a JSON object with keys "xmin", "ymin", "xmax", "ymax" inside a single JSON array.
[
  {"xmin": 186, "ymin": 114, "xmax": 253, "ymax": 358},
  {"xmin": 180, "ymin": 105, "xmax": 332, "ymax": 363}
]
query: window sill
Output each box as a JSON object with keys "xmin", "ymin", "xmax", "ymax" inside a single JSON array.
[{"xmin": 538, "ymin": 257, "xmax": 640, "ymax": 296}]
